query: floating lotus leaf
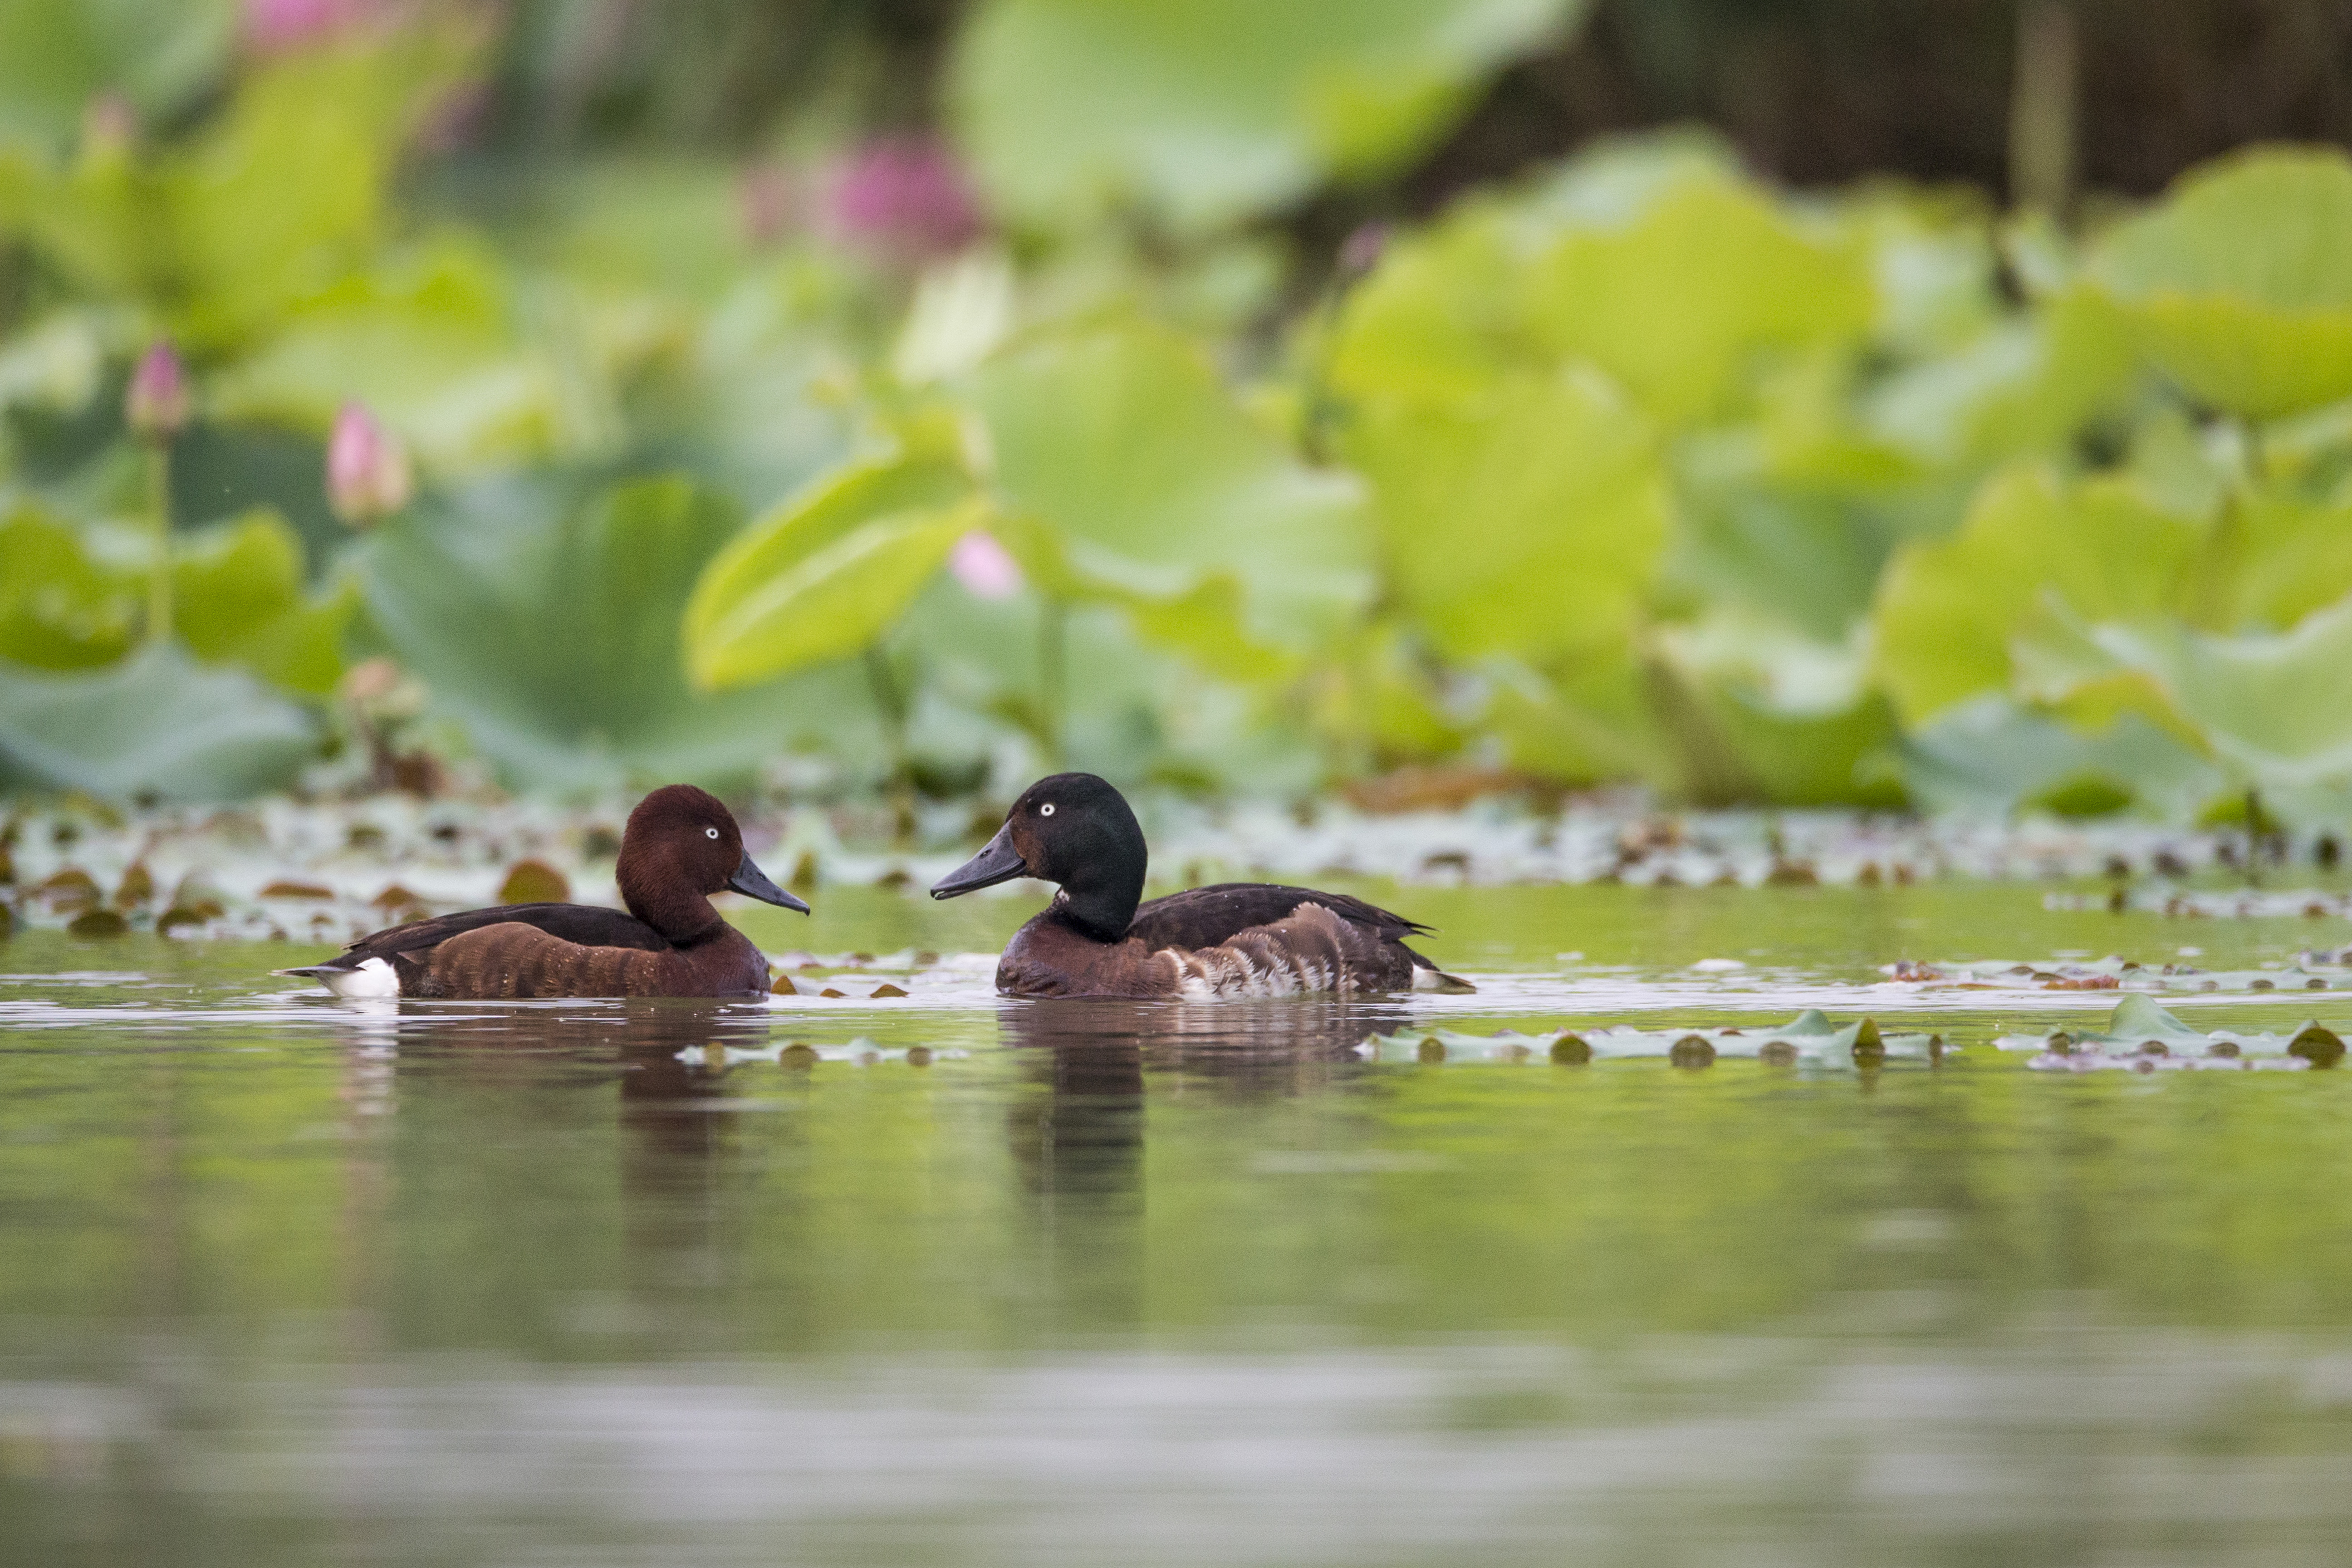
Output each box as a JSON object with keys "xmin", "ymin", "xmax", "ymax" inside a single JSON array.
[
  {"xmin": 1361, "ymin": 1010, "xmax": 1939, "ymax": 1068},
  {"xmin": 1888, "ymin": 956, "xmax": 2341, "ymax": 995},
  {"xmin": 1995, "ymin": 994, "xmax": 2343, "ymax": 1069}
]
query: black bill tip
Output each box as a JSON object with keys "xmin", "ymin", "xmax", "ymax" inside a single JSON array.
[
  {"xmin": 729, "ymin": 851, "xmax": 810, "ymax": 914},
  {"xmin": 930, "ymin": 825, "xmax": 1028, "ymax": 900}
]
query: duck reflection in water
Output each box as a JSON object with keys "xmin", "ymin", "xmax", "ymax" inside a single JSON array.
[{"xmin": 1001, "ymin": 997, "xmax": 1411, "ymax": 1205}]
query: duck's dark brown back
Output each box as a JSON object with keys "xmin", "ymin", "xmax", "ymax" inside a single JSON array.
[{"xmin": 1126, "ymin": 883, "xmax": 1429, "ymax": 951}]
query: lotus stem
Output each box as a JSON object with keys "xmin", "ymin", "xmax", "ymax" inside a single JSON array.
[
  {"xmin": 145, "ymin": 442, "xmax": 172, "ymax": 643},
  {"xmin": 1039, "ymin": 598, "xmax": 1067, "ymax": 766}
]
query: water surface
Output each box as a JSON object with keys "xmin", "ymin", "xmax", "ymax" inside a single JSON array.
[{"xmin": 6, "ymin": 881, "xmax": 2352, "ymax": 1566}]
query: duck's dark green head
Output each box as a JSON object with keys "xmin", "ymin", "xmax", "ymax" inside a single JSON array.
[{"xmin": 930, "ymin": 772, "xmax": 1146, "ymax": 939}]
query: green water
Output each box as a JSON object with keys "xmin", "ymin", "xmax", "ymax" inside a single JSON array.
[{"xmin": 7, "ymin": 882, "xmax": 2352, "ymax": 1566}]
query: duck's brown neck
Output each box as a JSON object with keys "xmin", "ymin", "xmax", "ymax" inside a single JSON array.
[{"xmin": 618, "ymin": 851, "xmax": 723, "ymax": 944}]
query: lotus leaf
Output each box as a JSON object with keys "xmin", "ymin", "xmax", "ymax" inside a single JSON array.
[
  {"xmin": 953, "ymin": 0, "xmax": 1582, "ymax": 233},
  {"xmin": 2087, "ymin": 148, "xmax": 2352, "ymax": 418},
  {"xmin": 0, "ymin": 641, "xmax": 314, "ymax": 799}
]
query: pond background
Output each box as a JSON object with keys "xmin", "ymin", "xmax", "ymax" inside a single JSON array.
[{"xmin": 10, "ymin": 882, "xmax": 2352, "ymax": 1566}]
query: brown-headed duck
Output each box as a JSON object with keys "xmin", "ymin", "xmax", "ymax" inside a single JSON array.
[
  {"xmin": 280, "ymin": 784, "xmax": 806, "ymax": 999},
  {"xmin": 930, "ymin": 772, "xmax": 1471, "ymax": 998}
]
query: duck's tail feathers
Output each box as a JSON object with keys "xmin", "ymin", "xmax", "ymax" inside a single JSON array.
[
  {"xmin": 1409, "ymin": 961, "xmax": 1476, "ymax": 994},
  {"xmin": 275, "ymin": 956, "xmax": 401, "ymax": 998}
]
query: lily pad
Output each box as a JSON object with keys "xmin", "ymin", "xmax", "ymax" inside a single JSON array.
[
  {"xmin": 1361, "ymin": 1010, "xmax": 1940, "ymax": 1069},
  {"xmin": 1995, "ymin": 994, "xmax": 2343, "ymax": 1067}
]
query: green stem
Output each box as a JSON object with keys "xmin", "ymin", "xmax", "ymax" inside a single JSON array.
[
  {"xmin": 144, "ymin": 441, "xmax": 172, "ymax": 644},
  {"xmin": 2007, "ymin": 1, "xmax": 2078, "ymax": 216},
  {"xmin": 1039, "ymin": 598, "xmax": 1067, "ymax": 766},
  {"xmin": 864, "ymin": 643, "xmax": 913, "ymax": 840}
]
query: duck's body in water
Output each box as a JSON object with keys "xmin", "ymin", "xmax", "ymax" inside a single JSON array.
[
  {"xmin": 279, "ymin": 785, "xmax": 807, "ymax": 1000},
  {"xmin": 931, "ymin": 773, "xmax": 1471, "ymax": 999}
]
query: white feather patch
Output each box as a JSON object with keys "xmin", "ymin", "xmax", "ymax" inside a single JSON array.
[{"xmin": 322, "ymin": 956, "xmax": 400, "ymax": 999}]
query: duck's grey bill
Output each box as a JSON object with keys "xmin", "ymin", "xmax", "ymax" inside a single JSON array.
[
  {"xmin": 931, "ymin": 824, "xmax": 1027, "ymax": 899},
  {"xmin": 730, "ymin": 852, "xmax": 810, "ymax": 913}
]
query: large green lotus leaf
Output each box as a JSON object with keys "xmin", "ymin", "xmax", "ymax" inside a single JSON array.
[
  {"xmin": 2081, "ymin": 596, "xmax": 2352, "ymax": 790},
  {"xmin": 359, "ymin": 474, "xmax": 823, "ymax": 794},
  {"xmin": 685, "ymin": 437, "xmax": 975, "ymax": 664},
  {"xmin": 1896, "ymin": 694, "xmax": 2221, "ymax": 818},
  {"xmin": 1342, "ymin": 365, "xmax": 1664, "ymax": 663},
  {"xmin": 1702, "ymin": 689, "xmax": 1906, "ymax": 808},
  {"xmin": 2190, "ymin": 489, "xmax": 2352, "ymax": 634},
  {"xmin": 1325, "ymin": 209, "xmax": 1534, "ymax": 407},
  {"xmin": 0, "ymin": 640, "xmax": 315, "ymax": 800},
  {"xmin": 0, "ymin": 0, "xmax": 233, "ymax": 147},
  {"xmin": 169, "ymin": 512, "xmax": 351, "ymax": 697},
  {"xmin": 1521, "ymin": 174, "xmax": 1873, "ymax": 425},
  {"xmin": 1664, "ymin": 443, "xmax": 1910, "ymax": 642},
  {"xmin": 2087, "ymin": 148, "xmax": 2352, "ymax": 419},
  {"xmin": 1476, "ymin": 651, "xmax": 1674, "ymax": 788},
  {"xmin": 1871, "ymin": 467, "xmax": 2209, "ymax": 725},
  {"xmin": 169, "ymin": 39, "xmax": 457, "ymax": 344},
  {"xmin": 0, "ymin": 504, "xmax": 137, "ymax": 669},
  {"xmin": 686, "ymin": 504, "xmax": 978, "ymax": 691},
  {"xmin": 953, "ymin": 0, "xmax": 1581, "ymax": 234},
  {"xmin": 969, "ymin": 322, "xmax": 1373, "ymax": 649},
  {"xmin": 1866, "ymin": 288, "xmax": 2138, "ymax": 469},
  {"xmin": 209, "ymin": 242, "xmax": 570, "ymax": 472}
]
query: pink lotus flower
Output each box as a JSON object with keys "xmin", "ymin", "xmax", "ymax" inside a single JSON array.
[
  {"xmin": 949, "ymin": 530, "xmax": 1023, "ymax": 600},
  {"xmin": 824, "ymin": 139, "xmax": 981, "ymax": 260},
  {"xmin": 125, "ymin": 342, "xmax": 190, "ymax": 441},
  {"xmin": 327, "ymin": 402, "xmax": 413, "ymax": 525}
]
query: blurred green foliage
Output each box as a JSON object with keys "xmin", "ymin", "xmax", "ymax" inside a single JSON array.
[{"xmin": 3, "ymin": 0, "xmax": 2352, "ymax": 822}]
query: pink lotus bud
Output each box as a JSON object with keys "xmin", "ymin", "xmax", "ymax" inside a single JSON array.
[
  {"xmin": 824, "ymin": 139, "xmax": 981, "ymax": 261},
  {"xmin": 124, "ymin": 342, "xmax": 190, "ymax": 441},
  {"xmin": 327, "ymin": 402, "xmax": 413, "ymax": 525},
  {"xmin": 81, "ymin": 93, "xmax": 137, "ymax": 158},
  {"xmin": 1339, "ymin": 221, "xmax": 1391, "ymax": 277},
  {"xmin": 949, "ymin": 530, "xmax": 1023, "ymax": 601},
  {"xmin": 739, "ymin": 164, "xmax": 799, "ymax": 248},
  {"xmin": 243, "ymin": 0, "xmax": 362, "ymax": 52}
]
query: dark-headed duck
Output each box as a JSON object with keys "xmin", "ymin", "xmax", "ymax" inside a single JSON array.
[
  {"xmin": 280, "ymin": 784, "xmax": 806, "ymax": 1000},
  {"xmin": 930, "ymin": 773, "xmax": 1471, "ymax": 999}
]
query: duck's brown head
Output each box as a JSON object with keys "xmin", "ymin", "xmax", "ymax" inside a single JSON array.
[
  {"xmin": 618, "ymin": 784, "xmax": 808, "ymax": 941},
  {"xmin": 929, "ymin": 772, "xmax": 1146, "ymax": 940}
]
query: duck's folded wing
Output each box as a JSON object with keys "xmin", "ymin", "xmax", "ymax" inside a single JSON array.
[
  {"xmin": 1126, "ymin": 883, "xmax": 1431, "ymax": 951},
  {"xmin": 343, "ymin": 902, "xmax": 670, "ymax": 963},
  {"xmin": 410, "ymin": 921, "xmax": 667, "ymax": 999},
  {"xmin": 1158, "ymin": 902, "xmax": 1421, "ymax": 996}
]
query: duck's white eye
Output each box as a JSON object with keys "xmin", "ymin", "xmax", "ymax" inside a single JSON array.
[
  {"xmin": 1039, "ymin": 803, "xmax": 1055, "ymax": 817},
  {"xmin": 705, "ymin": 827, "xmax": 720, "ymax": 839}
]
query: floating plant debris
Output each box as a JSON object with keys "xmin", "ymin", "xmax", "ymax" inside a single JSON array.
[
  {"xmin": 0, "ymin": 794, "xmax": 2333, "ymax": 956},
  {"xmin": 1995, "ymin": 995, "xmax": 2344, "ymax": 1070},
  {"xmin": 1883, "ymin": 957, "xmax": 2342, "ymax": 995},
  {"xmin": 1360, "ymin": 1010, "xmax": 1940, "ymax": 1069},
  {"xmin": 2045, "ymin": 889, "xmax": 2352, "ymax": 919},
  {"xmin": 687, "ymin": 1038, "xmax": 965, "ymax": 1068}
]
